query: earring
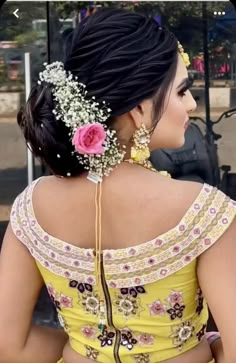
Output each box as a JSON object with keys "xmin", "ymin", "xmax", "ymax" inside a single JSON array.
[{"xmin": 131, "ymin": 123, "xmax": 151, "ymax": 162}]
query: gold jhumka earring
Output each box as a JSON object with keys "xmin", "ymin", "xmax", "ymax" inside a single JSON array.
[
  {"xmin": 177, "ymin": 41, "xmax": 190, "ymax": 68},
  {"xmin": 131, "ymin": 123, "xmax": 151, "ymax": 161},
  {"xmin": 125, "ymin": 123, "xmax": 171, "ymax": 177}
]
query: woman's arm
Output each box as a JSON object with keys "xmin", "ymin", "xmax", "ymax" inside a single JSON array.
[
  {"xmin": 0, "ymin": 224, "xmax": 68, "ymax": 363},
  {"xmin": 197, "ymin": 218, "xmax": 236, "ymax": 363},
  {"xmin": 210, "ymin": 338, "xmax": 224, "ymax": 363},
  {"xmin": 1, "ymin": 325, "xmax": 68, "ymax": 363}
]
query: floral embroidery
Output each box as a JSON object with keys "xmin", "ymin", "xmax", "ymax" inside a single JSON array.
[
  {"xmin": 170, "ymin": 321, "xmax": 195, "ymax": 351},
  {"xmin": 137, "ymin": 333, "xmax": 154, "ymax": 346},
  {"xmin": 47, "ymin": 283, "xmax": 56, "ymax": 297},
  {"xmin": 167, "ymin": 303, "xmax": 185, "ymax": 320},
  {"xmin": 46, "ymin": 283, "xmax": 73, "ymax": 310},
  {"xmin": 196, "ymin": 288, "xmax": 204, "ymax": 315},
  {"xmin": 98, "ymin": 326, "xmax": 115, "ymax": 347},
  {"xmin": 85, "ymin": 345, "xmax": 99, "ymax": 360},
  {"xmin": 121, "ymin": 329, "xmax": 138, "ymax": 350},
  {"xmin": 148, "ymin": 299, "xmax": 166, "ymax": 316},
  {"xmin": 167, "ymin": 291, "xmax": 184, "ymax": 306},
  {"xmin": 59, "ymin": 294, "xmax": 73, "ymax": 308},
  {"xmin": 69, "ymin": 280, "xmax": 99, "ymax": 315},
  {"xmin": 54, "ymin": 300, "xmax": 61, "ymax": 311},
  {"xmin": 115, "ymin": 286, "xmax": 146, "ymax": 317},
  {"xmin": 81, "ymin": 326, "xmax": 97, "ymax": 340},
  {"xmin": 149, "ymin": 290, "xmax": 185, "ymax": 320},
  {"xmin": 115, "ymin": 294, "xmax": 138, "ymax": 316},
  {"xmin": 166, "ymin": 291, "xmax": 185, "ymax": 320},
  {"xmin": 121, "ymin": 286, "xmax": 146, "ymax": 298},
  {"xmin": 69, "ymin": 281, "xmax": 93, "ymax": 293},
  {"xmin": 134, "ymin": 353, "xmax": 150, "ymax": 363},
  {"xmin": 57, "ymin": 313, "xmax": 65, "ymax": 327},
  {"xmin": 57, "ymin": 313, "xmax": 70, "ymax": 333},
  {"xmin": 196, "ymin": 324, "xmax": 207, "ymax": 341},
  {"xmin": 47, "ymin": 283, "xmax": 57, "ymax": 304},
  {"xmin": 82, "ymin": 293, "xmax": 100, "ymax": 315}
]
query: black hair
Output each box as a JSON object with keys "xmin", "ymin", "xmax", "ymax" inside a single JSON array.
[{"xmin": 17, "ymin": 8, "xmax": 178, "ymax": 177}]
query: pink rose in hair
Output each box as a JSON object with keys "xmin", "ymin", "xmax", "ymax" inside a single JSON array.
[{"xmin": 72, "ymin": 124, "xmax": 106, "ymax": 155}]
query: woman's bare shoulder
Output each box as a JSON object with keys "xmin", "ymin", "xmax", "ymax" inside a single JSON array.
[
  {"xmin": 33, "ymin": 175, "xmax": 93, "ymax": 202},
  {"xmin": 162, "ymin": 178, "xmax": 204, "ymax": 207},
  {"xmin": 33, "ymin": 173, "xmax": 204, "ymax": 213},
  {"xmin": 146, "ymin": 175, "xmax": 204, "ymax": 218}
]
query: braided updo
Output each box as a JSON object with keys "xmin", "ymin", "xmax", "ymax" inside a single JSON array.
[{"xmin": 17, "ymin": 8, "xmax": 178, "ymax": 177}]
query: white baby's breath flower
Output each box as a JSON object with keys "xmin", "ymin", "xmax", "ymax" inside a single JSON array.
[{"xmin": 39, "ymin": 62, "xmax": 125, "ymax": 180}]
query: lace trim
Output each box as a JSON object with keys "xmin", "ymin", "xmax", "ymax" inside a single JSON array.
[{"xmin": 10, "ymin": 178, "xmax": 236, "ymax": 287}]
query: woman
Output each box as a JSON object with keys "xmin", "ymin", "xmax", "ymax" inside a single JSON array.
[{"xmin": 0, "ymin": 9, "xmax": 235, "ymax": 363}]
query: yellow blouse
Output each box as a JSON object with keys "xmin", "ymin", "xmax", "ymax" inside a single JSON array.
[{"xmin": 10, "ymin": 178, "xmax": 236, "ymax": 363}]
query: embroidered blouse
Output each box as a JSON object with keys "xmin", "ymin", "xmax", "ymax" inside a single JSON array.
[{"xmin": 10, "ymin": 177, "xmax": 236, "ymax": 363}]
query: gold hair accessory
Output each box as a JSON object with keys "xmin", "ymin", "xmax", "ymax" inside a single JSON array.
[{"xmin": 178, "ymin": 42, "xmax": 190, "ymax": 68}]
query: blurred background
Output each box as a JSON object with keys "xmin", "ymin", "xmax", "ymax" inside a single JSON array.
[{"xmin": 0, "ymin": 0, "xmax": 235, "ymax": 327}]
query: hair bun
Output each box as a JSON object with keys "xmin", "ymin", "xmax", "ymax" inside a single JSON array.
[{"xmin": 17, "ymin": 84, "xmax": 84, "ymax": 177}]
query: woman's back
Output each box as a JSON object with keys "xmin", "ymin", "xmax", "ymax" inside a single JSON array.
[
  {"xmin": 11, "ymin": 168, "xmax": 231, "ymax": 363},
  {"xmin": 33, "ymin": 164, "xmax": 202, "ymax": 252}
]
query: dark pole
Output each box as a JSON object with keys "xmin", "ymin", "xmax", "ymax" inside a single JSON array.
[
  {"xmin": 0, "ymin": 0, "xmax": 6, "ymax": 11},
  {"xmin": 202, "ymin": 2, "xmax": 211, "ymax": 138},
  {"xmin": 40, "ymin": 1, "xmax": 51, "ymax": 176},
  {"xmin": 46, "ymin": 1, "xmax": 51, "ymax": 63}
]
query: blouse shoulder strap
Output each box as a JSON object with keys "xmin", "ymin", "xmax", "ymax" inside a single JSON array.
[
  {"xmin": 185, "ymin": 184, "xmax": 236, "ymax": 256},
  {"xmin": 10, "ymin": 178, "xmax": 43, "ymax": 247}
]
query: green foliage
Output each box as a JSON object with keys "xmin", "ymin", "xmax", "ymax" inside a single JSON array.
[
  {"xmin": 52, "ymin": 1, "xmax": 227, "ymax": 57},
  {"xmin": 0, "ymin": 1, "xmax": 46, "ymax": 41},
  {"xmin": 53, "ymin": 1, "xmax": 118, "ymax": 19},
  {"xmin": 53, "ymin": 1, "xmax": 227, "ymax": 26},
  {"xmin": 14, "ymin": 31, "xmax": 39, "ymax": 47},
  {"xmin": 131, "ymin": 2, "xmax": 226, "ymax": 26}
]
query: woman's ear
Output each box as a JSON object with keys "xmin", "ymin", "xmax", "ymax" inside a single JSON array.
[{"xmin": 128, "ymin": 99, "xmax": 152, "ymax": 129}]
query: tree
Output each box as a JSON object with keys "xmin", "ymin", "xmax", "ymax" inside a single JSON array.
[
  {"xmin": 0, "ymin": 2, "xmax": 46, "ymax": 41},
  {"xmin": 53, "ymin": 1, "xmax": 226, "ymax": 25},
  {"xmin": 14, "ymin": 31, "xmax": 38, "ymax": 47},
  {"xmin": 52, "ymin": 1, "xmax": 227, "ymax": 56}
]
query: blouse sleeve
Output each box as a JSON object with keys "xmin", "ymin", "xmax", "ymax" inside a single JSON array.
[
  {"xmin": 10, "ymin": 186, "xmax": 32, "ymax": 250},
  {"xmin": 185, "ymin": 184, "xmax": 236, "ymax": 258}
]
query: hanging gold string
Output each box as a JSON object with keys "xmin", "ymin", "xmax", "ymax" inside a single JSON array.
[
  {"xmin": 95, "ymin": 183, "xmax": 101, "ymax": 285},
  {"xmin": 98, "ymin": 182, "xmax": 102, "ymax": 284},
  {"xmin": 95, "ymin": 183, "xmax": 98, "ymax": 280},
  {"xmin": 95, "ymin": 181, "xmax": 105, "ymax": 332},
  {"xmin": 95, "ymin": 182, "xmax": 103, "ymax": 292}
]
